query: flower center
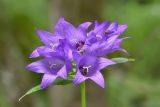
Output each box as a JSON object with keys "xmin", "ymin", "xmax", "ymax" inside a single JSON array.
[
  {"xmin": 104, "ymin": 30, "xmax": 110, "ymax": 35},
  {"xmin": 70, "ymin": 38, "xmax": 78, "ymax": 43},
  {"xmin": 49, "ymin": 61, "xmax": 57, "ymax": 69},
  {"xmin": 48, "ymin": 60, "xmax": 64, "ymax": 71},
  {"xmin": 79, "ymin": 65, "xmax": 91, "ymax": 76},
  {"xmin": 104, "ymin": 30, "xmax": 114, "ymax": 35},
  {"xmin": 49, "ymin": 43, "xmax": 58, "ymax": 51},
  {"xmin": 76, "ymin": 41, "xmax": 84, "ymax": 51},
  {"xmin": 96, "ymin": 34, "xmax": 102, "ymax": 39},
  {"xmin": 80, "ymin": 50, "xmax": 86, "ymax": 55}
]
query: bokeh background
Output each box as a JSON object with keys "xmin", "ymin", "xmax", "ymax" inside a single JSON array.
[{"xmin": 0, "ymin": 0, "xmax": 160, "ymax": 107}]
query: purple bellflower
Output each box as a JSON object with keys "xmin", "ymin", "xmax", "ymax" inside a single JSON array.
[
  {"xmin": 73, "ymin": 52, "xmax": 116, "ymax": 88},
  {"xmin": 26, "ymin": 17, "xmax": 128, "ymax": 89},
  {"xmin": 86, "ymin": 34, "xmax": 128, "ymax": 57},
  {"xmin": 54, "ymin": 17, "xmax": 91, "ymax": 55},
  {"xmin": 29, "ymin": 30, "xmax": 63, "ymax": 58},
  {"xmin": 26, "ymin": 47, "xmax": 72, "ymax": 89},
  {"xmin": 84, "ymin": 21, "xmax": 128, "ymax": 57},
  {"xmin": 87, "ymin": 20, "xmax": 128, "ymax": 44}
]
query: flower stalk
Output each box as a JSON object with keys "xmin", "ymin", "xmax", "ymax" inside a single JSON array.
[{"xmin": 80, "ymin": 82, "xmax": 86, "ymax": 107}]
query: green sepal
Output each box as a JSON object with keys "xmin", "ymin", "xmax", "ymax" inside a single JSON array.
[{"xmin": 111, "ymin": 57, "xmax": 135, "ymax": 63}]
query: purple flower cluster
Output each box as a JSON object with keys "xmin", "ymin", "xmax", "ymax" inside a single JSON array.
[{"xmin": 26, "ymin": 17, "xmax": 128, "ymax": 89}]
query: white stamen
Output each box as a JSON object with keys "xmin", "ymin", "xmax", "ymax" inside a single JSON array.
[
  {"xmin": 70, "ymin": 38, "xmax": 77, "ymax": 43},
  {"xmin": 49, "ymin": 61, "xmax": 57, "ymax": 69},
  {"xmin": 50, "ymin": 64, "xmax": 57, "ymax": 69},
  {"xmin": 96, "ymin": 34, "xmax": 102, "ymax": 39},
  {"xmin": 50, "ymin": 43, "xmax": 58, "ymax": 50},
  {"xmin": 83, "ymin": 65, "xmax": 91, "ymax": 69},
  {"xmin": 87, "ymin": 33, "xmax": 89, "ymax": 37},
  {"xmin": 83, "ymin": 65, "xmax": 91, "ymax": 72}
]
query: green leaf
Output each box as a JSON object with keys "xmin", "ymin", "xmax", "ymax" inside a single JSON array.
[
  {"xmin": 19, "ymin": 79, "xmax": 72, "ymax": 101},
  {"xmin": 111, "ymin": 57, "xmax": 135, "ymax": 63},
  {"xmin": 19, "ymin": 85, "xmax": 41, "ymax": 101}
]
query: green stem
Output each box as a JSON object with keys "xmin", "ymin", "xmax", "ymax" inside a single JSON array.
[{"xmin": 80, "ymin": 82, "xmax": 86, "ymax": 107}]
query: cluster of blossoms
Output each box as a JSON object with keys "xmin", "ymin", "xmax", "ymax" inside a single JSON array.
[{"xmin": 26, "ymin": 17, "xmax": 128, "ymax": 89}]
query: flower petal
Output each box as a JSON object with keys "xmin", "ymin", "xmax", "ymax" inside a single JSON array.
[
  {"xmin": 90, "ymin": 71, "xmax": 105, "ymax": 88},
  {"xmin": 78, "ymin": 22, "xmax": 92, "ymax": 32},
  {"xmin": 86, "ymin": 34, "xmax": 119, "ymax": 57},
  {"xmin": 29, "ymin": 46, "xmax": 51, "ymax": 58},
  {"xmin": 117, "ymin": 48, "xmax": 128, "ymax": 54},
  {"xmin": 105, "ymin": 34, "xmax": 119, "ymax": 45},
  {"xmin": 36, "ymin": 30, "xmax": 53, "ymax": 45},
  {"xmin": 54, "ymin": 17, "xmax": 85, "ymax": 41},
  {"xmin": 72, "ymin": 52, "xmax": 82, "ymax": 63},
  {"xmin": 60, "ymin": 40, "xmax": 73, "ymax": 60},
  {"xmin": 29, "ymin": 46, "xmax": 42, "ymax": 58},
  {"xmin": 94, "ymin": 21, "xmax": 110, "ymax": 34},
  {"xmin": 110, "ymin": 37, "xmax": 129, "ymax": 54},
  {"xmin": 65, "ymin": 60, "xmax": 72, "ymax": 72},
  {"xmin": 73, "ymin": 71, "xmax": 87, "ymax": 85},
  {"xmin": 94, "ymin": 20, "xmax": 99, "ymax": 29},
  {"xmin": 57, "ymin": 65, "xmax": 67, "ymax": 79},
  {"xmin": 54, "ymin": 17, "xmax": 66, "ymax": 36},
  {"xmin": 36, "ymin": 30, "xmax": 62, "ymax": 46},
  {"xmin": 117, "ymin": 24, "xmax": 128, "ymax": 34},
  {"xmin": 98, "ymin": 58, "xmax": 116, "ymax": 70},
  {"xmin": 41, "ymin": 74, "xmax": 57, "ymax": 89},
  {"xmin": 26, "ymin": 59, "xmax": 49, "ymax": 73},
  {"xmin": 36, "ymin": 46, "xmax": 55, "ymax": 57},
  {"xmin": 107, "ymin": 21, "xmax": 118, "ymax": 31}
]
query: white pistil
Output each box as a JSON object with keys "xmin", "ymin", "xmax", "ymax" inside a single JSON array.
[
  {"xmin": 50, "ymin": 43, "xmax": 58, "ymax": 50},
  {"xmin": 49, "ymin": 61, "xmax": 57, "ymax": 69},
  {"xmin": 87, "ymin": 33, "xmax": 89, "ymax": 37},
  {"xmin": 70, "ymin": 38, "xmax": 78, "ymax": 43},
  {"xmin": 50, "ymin": 64, "xmax": 57, "ymax": 69},
  {"xmin": 83, "ymin": 65, "xmax": 91, "ymax": 72},
  {"xmin": 96, "ymin": 34, "xmax": 102, "ymax": 39}
]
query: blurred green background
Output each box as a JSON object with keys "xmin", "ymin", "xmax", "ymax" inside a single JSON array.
[{"xmin": 0, "ymin": 0, "xmax": 160, "ymax": 107}]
